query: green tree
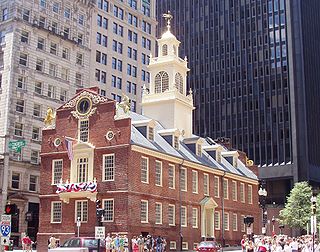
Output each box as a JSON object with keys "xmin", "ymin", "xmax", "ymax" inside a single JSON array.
[{"xmin": 279, "ymin": 182, "xmax": 312, "ymax": 229}]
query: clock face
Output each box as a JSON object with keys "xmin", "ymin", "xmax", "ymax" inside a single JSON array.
[{"xmin": 77, "ymin": 97, "xmax": 92, "ymax": 115}]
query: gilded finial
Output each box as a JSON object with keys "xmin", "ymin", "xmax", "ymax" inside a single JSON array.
[{"xmin": 163, "ymin": 11, "xmax": 173, "ymax": 31}]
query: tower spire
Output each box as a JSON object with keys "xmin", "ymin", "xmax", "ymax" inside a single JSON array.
[{"xmin": 162, "ymin": 11, "xmax": 173, "ymax": 31}]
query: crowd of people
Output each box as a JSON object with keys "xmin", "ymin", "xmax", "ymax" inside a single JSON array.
[{"xmin": 241, "ymin": 234, "xmax": 320, "ymax": 252}]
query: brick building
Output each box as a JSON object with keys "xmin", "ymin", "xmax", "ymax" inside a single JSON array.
[{"xmin": 38, "ymin": 23, "xmax": 260, "ymax": 251}]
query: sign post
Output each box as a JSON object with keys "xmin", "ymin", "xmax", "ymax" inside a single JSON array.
[
  {"xmin": 95, "ymin": 226, "xmax": 105, "ymax": 252},
  {"xmin": 0, "ymin": 215, "xmax": 11, "ymax": 252}
]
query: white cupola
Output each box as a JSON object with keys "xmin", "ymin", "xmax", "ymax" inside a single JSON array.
[{"xmin": 142, "ymin": 12, "xmax": 194, "ymax": 138}]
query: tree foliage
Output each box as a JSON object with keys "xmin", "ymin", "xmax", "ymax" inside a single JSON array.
[{"xmin": 279, "ymin": 182, "xmax": 312, "ymax": 229}]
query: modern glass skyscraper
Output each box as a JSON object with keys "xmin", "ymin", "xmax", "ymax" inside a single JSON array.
[{"xmin": 157, "ymin": 0, "xmax": 320, "ymax": 203}]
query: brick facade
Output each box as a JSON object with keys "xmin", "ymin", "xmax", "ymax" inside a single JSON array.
[{"xmin": 38, "ymin": 88, "xmax": 260, "ymax": 251}]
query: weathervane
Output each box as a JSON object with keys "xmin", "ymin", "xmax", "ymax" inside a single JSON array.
[{"xmin": 163, "ymin": 11, "xmax": 173, "ymax": 31}]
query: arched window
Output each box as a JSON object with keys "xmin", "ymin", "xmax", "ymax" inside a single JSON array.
[
  {"xmin": 175, "ymin": 73, "xmax": 183, "ymax": 94},
  {"xmin": 154, "ymin": 71, "xmax": 169, "ymax": 93},
  {"xmin": 162, "ymin": 44, "xmax": 168, "ymax": 56}
]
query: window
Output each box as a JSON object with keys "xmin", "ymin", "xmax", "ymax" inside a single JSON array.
[
  {"xmin": 168, "ymin": 204, "xmax": 175, "ymax": 226},
  {"xmin": 155, "ymin": 203, "xmax": 162, "ymax": 224},
  {"xmin": 78, "ymin": 14, "xmax": 84, "ymax": 25},
  {"xmin": 181, "ymin": 206, "xmax": 187, "ymax": 227},
  {"xmin": 180, "ymin": 168, "xmax": 187, "ymax": 191},
  {"xmin": 29, "ymin": 175, "xmax": 37, "ymax": 191},
  {"xmin": 64, "ymin": 7, "xmax": 70, "ymax": 18},
  {"xmin": 240, "ymin": 183, "xmax": 245, "ymax": 202},
  {"xmin": 232, "ymin": 181, "xmax": 237, "ymax": 201},
  {"xmin": 17, "ymin": 76, "xmax": 26, "ymax": 89},
  {"xmin": 223, "ymin": 178, "xmax": 228, "ymax": 199},
  {"xmin": 162, "ymin": 44, "xmax": 168, "ymax": 56},
  {"xmin": 148, "ymin": 127, "xmax": 154, "ymax": 140},
  {"xmin": 192, "ymin": 208, "xmax": 198, "ymax": 228},
  {"xmin": 154, "ymin": 71, "xmax": 169, "ymax": 93},
  {"xmin": 174, "ymin": 136, "xmax": 179, "ymax": 149},
  {"xmin": 34, "ymin": 81, "xmax": 42, "ymax": 95},
  {"xmin": 76, "ymin": 53, "xmax": 83, "ymax": 65},
  {"xmin": 60, "ymin": 89, "xmax": 67, "ymax": 102},
  {"xmin": 40, "ymin": 0, "xmax": 46, "ymax": 8},
  {"xmin": 61, "ymin": 68, "xmax": 69, "ymax": 81},
  {"xmin": 32, "ymin": 127, "xmax": 40, "ymax": 141},
  {"xmin": 182, "ymin": 242, "xmax": 188, "ymax": 250},
  {"xmin": 52, "ymin": 159, "xmax": 63, "ymax": 184},
  {"xmin": 248, "ymin": 185, "xmax": 253, "ymax": 204},
  {"xmin": 50, "ymin": 42, "xmax": 57, "ymax": 55},
  {"xmin": 204, "ymin": 174, "xmax": 209, "ymax": 195},
  {"xmin": 214, "ymin": 176, "xmax": 220, "ymax": 197},
  {"xmin": 77, "ymin": 157, "xmax": 88, "ymax": 183},
  {"xmin": 2, "ymin": 8, "xmax": 8, "ymax": 21},
  {"xmin": 224, "ymin": 213, "xmax": 229, "ymax": 230},
  {"xmin": 19, "ymin": 53, "xmax": 28, "ymax": 66},
  {"xmin": 103, "ymin": 199, "xmax": 114, "ymax": 222},
  {"xmin": 33, "ymin": 104, "xmax": 41, "ymax": 117},
  {"xmin": 31, "ymin": 150, "xmax": 39, "ymax": 164},
  {"xmin": 16, "ymin": 99, "xmax": 24, "ymax": 113},
  {"xmin": 76, "ymin": 73, "xmax": 83, "ymax": 87},
  {"xmin": 52, "ymin": 2, "xmax": 59, "ymax": 13},
  {"xmin": 37, "ymin": 37, "xmax": 45, "ymax": 50},
  {"xmin": 48, "ymin": 84, "xmax": 56, "ymax": 98},
  {"xmin": 141, "ymin": 200, "xmax": 148, "ymax": 223},
  {"xmin": 79, "ymin": 119, "xmax": 89, "ymax": 142},
  {"xmin": 103, "ymin": 154, "xmax": 115, "ymax": 181},
  {"xmin": 51, "ymin": 201, "xmax": 62, "ymax": 223},
  {"xmin": 36, "ymin": 59, "xmax": 44, "ymax": 72},
  {"xmin": 192, "ymin": 170, "xmax": 198, "ymax": 193},
  {"xmin": 20, "ymin": 30, "xmax": 29, "ymax": 43},
  {"xmin": 14, "ymin": 122, "xmax": 23, "ymax": 137},
  {"xmin": 49, "ymin": 63, "xmax": 57, "ymax": 77},
  {"xmin": 232, "ymin": 213, "xmax": 238, "ymax": 231},
  {"xmin": 241, "ymin": 215, "xmax": 246, "ymax": 232},
  {"xmin": 75, "ymin": 200, "xmax": 88, "ymax": 222},
  {"xmin": 141, "ymin": 157, "xmax": 149, "ymax": 183},
  {"xmin": 39, "ymin": 16, "xmax": 46, "ymax": 28},
  {"xmin": 11, "ymin": 172, "xmax": 20, "ymax": 189},
  {"xmin": 62, "ymin": 47, "xmax": 70, "ymax": 60},
  {"xmin": 168, "ymin": 164, "xmax": 175, "ymax": 189},
  {"xmin": 155, "ymin": 161, "xmax": 162, "ymax": 186},
  {"xmin": 214, "ymin": 211, "xmax": 220, "ymax": 230}
]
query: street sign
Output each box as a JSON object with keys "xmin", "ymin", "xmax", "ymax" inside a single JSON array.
[
  {"xmin": 0, "ymin": 237, "xmax": 10, "ymax": 246},
  {"xmin": 95, "ymin": 226, "xmax": 105, "ymax": 239},
  {"xmin": 246, "ymin": 227, "xmax": 252, "ymax": 235},
  {"xmin": 0, "ymin": 214, "xmax": 11, "ymax": 237},
  {"xmin": 8, "ymin": 140, "xmax": 26, "ymax": 153}
]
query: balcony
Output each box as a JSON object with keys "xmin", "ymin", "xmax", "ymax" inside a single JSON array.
[{"xmin": 56, "ymin": 180, "xmax": 97, "ymax": 203}]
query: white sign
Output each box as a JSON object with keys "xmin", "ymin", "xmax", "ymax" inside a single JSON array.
[
  {"xmin": 95, "ymin": 226, "xmax": 105, "ymax": 239},
  {"xmin": 246, "ymin": 227, "xmax": 252, "ymax": 235},
  {"xmin": 262, "ymin": 227, "xmax": 266, "ymax": 234},
  {"xmin": 0, "ymin": 215, "xmax": 11, "ymax": 237},
  {"xmin": 0, "ymin": 236, "xmax": 10, "ymax": 245}
]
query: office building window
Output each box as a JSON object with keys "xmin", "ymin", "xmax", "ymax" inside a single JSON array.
[
  {"xmin": 11, "ymin": 172, "xmax": 20, "ymax": 189},
  {"xmin": 29, "ymin": 175, "xmax": 37, "ymax": 192}
]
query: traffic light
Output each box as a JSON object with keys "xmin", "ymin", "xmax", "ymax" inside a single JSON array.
[
  {"xmin": 5, "ymin": 204, "xmax": 17, "ymax": 215},
  {"xmin": 244, "ymin": 216, "xmax": 254, "ymax": 226},
  {"xmin": 95, "ymin": 200, "xmax": 105, "ymax": 225}
]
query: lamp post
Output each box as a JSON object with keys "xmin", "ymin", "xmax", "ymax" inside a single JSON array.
[
  {"xmin": 258, "ymin": 181, "xmax": 268, "ymax": 235},
  {"xmin": 311, "ymin": 196, "xmax": 317, "ymax": 252}
]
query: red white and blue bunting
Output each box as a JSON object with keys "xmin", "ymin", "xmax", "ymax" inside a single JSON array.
[{"xmin": 56, "ymin": 181, "xmax": 97, "ymax": 194}]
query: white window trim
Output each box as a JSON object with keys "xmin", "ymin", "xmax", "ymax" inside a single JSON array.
[
  {"xmin": 51, "ymin": 201, "xmax": 62, "ymax": 223},
  {"xmin": 233, "ymin": 213, "xmax": 238, "ymax": 231},
  {"xmin": 204, "ymin": 173, "xmax": 209, "ymax": 196},
  {"xmin": 181, "ymin": 206, "xmax": 187, "ymax": 227},
  {"xmin": 102, "ymin": 154, "xmax": 115, "ymax": 181},
  {"xmin": 232, "ymin": 181, "xmax": 237, "ymax": 201},
  {"xmin": 180, "ymin": 167, "xmax": 187, "ymax": 192},
  {"xmin": 141, "ymin": 156, "xmax": 149, "ymax": 184},
  {"xmin": 169, "ymin": 241, "xmax": 176, "ymax": 250},
  {"xmin": 141, "ymin": 200, "xmax": 148, "ymax": 223},
  {"xmin": 29, "ymin": 174, "xmax": 37, "ymax": 192},
  {"xmin": 168, "ymin": 164, "xmax": 175, "ymax": 189},
  {"xmin": 11, "ymin": 172, "xmax": 21, "ymax": 190},
  {"xmin": 248, "ymin": 185, "xmax": 253, "ymax": 204},
  {"xmin": 168, "ymin": 204, "xmax": 175, "ymax": 226},
  {"xmin": 214, "ymin": 211, "xmax": 220, "ymax": 230},
  {"xmin": 224, "ymin": 212, "xmax": 230, "ymax": 231},
  {"xmin": 223, "ymin": 178, "xmax": 229, "ymax": 199},
  {"xmin": 192, "ymin": 170, "xmax": 198, "ymax": 194},
  {"xmin": 182, "ymin": 242, "xmax": 188, "ymax": 250},
  {"xmin": 214, "ymin": 176, "xmax": 220, "ymax": 198},
  {"xmin": 78, "ymin": 119, "xmax": 89, "ymax": 142},
  {"xmin": 240, "ymin": 183, "xmax": 245, "ymax": 203},
  {"xmin": 192, "ymin": 208, "xmax": 198, "ymax": 228},
  {"xmin": 155, "ymin": 202, "xmax": 162, "ymax": 224},
  {"xmin": 102, "ymin": 198, "xmax": 114, "ymax": 222},
  {"xmin": 75, "ymin": 200, "xmax": 88, "ymax": 223},
  {"xmin": 155, "ymin": 160, "xmax": 162, "ymax": 187}
]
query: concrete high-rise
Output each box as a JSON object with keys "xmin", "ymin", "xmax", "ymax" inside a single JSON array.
[{"xmin": 156, "ymin": 0, "xmax": 320, "ymax": 203}]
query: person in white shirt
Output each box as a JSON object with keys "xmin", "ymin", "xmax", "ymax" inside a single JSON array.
[{"xmin": 290, "ymin": 238, "xmax": 299, "ymax": 252}]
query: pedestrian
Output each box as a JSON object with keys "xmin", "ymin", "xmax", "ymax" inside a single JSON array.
[
  {"xmin": 162, "ymin": 238, "xmax": 167, "ymax": 252},
  {"xmin": 22, "ymin": 234, "xmax": 32, "ymax": 252},
  {"xmin": 241, "ymin": 235, "xmax": 248, "ymax": 252},
  {"xmin": 105, "ymin": 233, "xmax": 112, "ymax": 252},
  {"xmin": 132, "ymin": 236, "xmax": 139, "ymax": 252},
  {"xmin": 48, "ymin": 234, "xmax": 57, "ymax": 250},
  {"xmin": 156, "ymin": 236, "xmax": 162, "ymax": 252}
]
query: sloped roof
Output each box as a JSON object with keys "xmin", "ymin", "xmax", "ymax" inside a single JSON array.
[{"xmin": 129, "ymin": 112, "xmax": 258, "ymax": 181}]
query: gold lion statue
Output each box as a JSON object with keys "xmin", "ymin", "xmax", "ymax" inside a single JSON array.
[
  {"xmin": 44, "ymin": 107, "xmax": 55, "ymax": 127},
  {"xmin": 117, "ymin": 94, "xmax": 131, "ymax": 114}
]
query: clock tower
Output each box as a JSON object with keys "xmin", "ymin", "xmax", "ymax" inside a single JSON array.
[{"xmin": 141, "ymin": 12, "xmax": 194, "ymax": 138}]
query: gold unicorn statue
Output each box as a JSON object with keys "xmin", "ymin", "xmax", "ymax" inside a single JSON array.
[{"xmin": 44, "ymin": 107, "xmax": 56, "ymax": 127}]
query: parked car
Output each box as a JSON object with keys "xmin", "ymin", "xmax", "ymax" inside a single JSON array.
[
  {"xmin": 57, "ymin": 237, "xmax": 105, "ymax": 252},
  {"xmin": 196, "ymin": 241, "xmax": 220, "ymax": 252}
]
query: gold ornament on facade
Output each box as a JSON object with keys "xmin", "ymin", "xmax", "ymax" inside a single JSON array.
[
  {"xmin": 44, "ymin": 107, "xmax": 56, "ymax": 128},
  {"xmin": 116, "ymin": 94, "xmax": 131, "ymax": 114},
  {"xmin": 246, "ymin": 157, "xmax": 254, "ymax": 166}
]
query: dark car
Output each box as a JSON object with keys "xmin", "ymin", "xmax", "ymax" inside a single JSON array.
[
  {"xmin": 60, "ymin": 237, "xmax": 106, "ymax": 252},
  {"xmin": 196, "ymin": 241, "xmax": 220, "ymax": 252}
]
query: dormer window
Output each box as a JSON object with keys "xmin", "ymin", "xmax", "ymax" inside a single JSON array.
[
  {"xmin": 174, "ymin": 135, "xmax": 179, "ymax": 149},
  {"xmin": 196, "ymin": 143, "xmax": 202, "ymax": 156},
  {"xmin": 79, "ymin": 119, "xmax": 89, "ymax": 142},
  {"xmin": 158, "ymin": 129, "xmax": 180, "ymax": 149},
  {"xmin": 148, "ymin": 126, "xmax": 154, "ymax": 141},
  {"xmin": 162, "ymin": 44, "xmax": 168, "ymax": 56}
]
